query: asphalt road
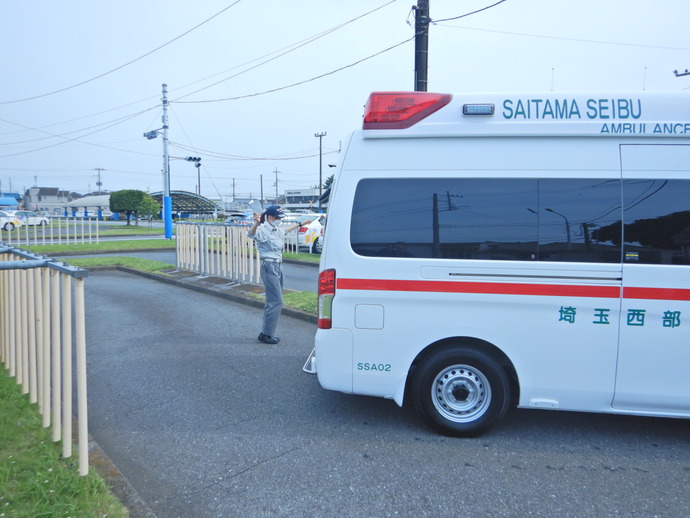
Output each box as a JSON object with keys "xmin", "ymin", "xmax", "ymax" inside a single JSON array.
[{"xmin": 84, "ymin": 269, "xmax": 690, "ymax": 518}]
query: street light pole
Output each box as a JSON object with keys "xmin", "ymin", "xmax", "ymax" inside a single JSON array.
[
  {"xmin": 546, "ymin": 208, "xmax": 571, "ymax": 247},
  {"xmin": 143, "ymin": 84, "xmax": 173, "ymax": 238},
  {"xmin": 315, "ymin": 132, "xmax": 326, "ymax": 200}
]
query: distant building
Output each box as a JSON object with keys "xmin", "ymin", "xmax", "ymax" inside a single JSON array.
[
  {"xmin": 23, "ymin": 187, "xmax": 76, "ymax": 215},
  {"xmin": 64, "ymin": 194, "xmax": 113, "ymax": 219},
  {"xmin": 0, "ymin": 193, "xmax": 20, "ymax": 209},
  {"xmin": 274, "ymin": 188, "xmax": 322, "ymax": 212}
]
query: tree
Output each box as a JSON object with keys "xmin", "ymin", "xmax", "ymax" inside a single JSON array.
[
  {"xmin": 138, "ymin": 195, "xmax": 161, "ymax": 220},
  {"xmin": 324, "ymin": 174, "xmax": 335, "ymax": 190},
  {"xmin": 110, "ymin": 190, "xmax": 160, "ymax": 226},
  {"xmin": 592, "ymin": 210, "xmax": 690, "ymax": 248}
]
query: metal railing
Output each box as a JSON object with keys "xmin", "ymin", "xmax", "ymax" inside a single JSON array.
[
  {"xmin": 176, "ymin": 222, "xmax": 301, "ymax": 284},
  {"xmin": 176, "ymin": 222, "xmax": 263, "ymax": 284},
  {"xmin": 3, "ymin": 217, "xmax": 101, "ymax": 248},
  {"xmin": 0, "ymin": 247, "xmax": 90, "ymax": 475}
]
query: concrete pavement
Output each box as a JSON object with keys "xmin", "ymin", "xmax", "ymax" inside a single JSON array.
[{"xmin": 85, "ymin": 267, "xmax": 319, "ymax": 517}]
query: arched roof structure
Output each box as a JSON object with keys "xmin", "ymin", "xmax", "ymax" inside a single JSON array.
[
  {"xmin": 150, "ymin": 191, "xmax": 222, "ymax": 213},
  {"xmin": 64, "ymin": 194, "xmax": 111, "ymax": 208}
]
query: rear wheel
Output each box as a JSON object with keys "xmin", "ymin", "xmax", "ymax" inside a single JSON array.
[
  {"xmin": 312, "ymin": 238, "xmax": 322, "ymax": 254},
  {"xmin": 411, "ymin": 346, "xmax": 510, "ymax": 437},
  {"xmin": 3, "ymin": 222, "xmax": 14, "ymax": 231}
]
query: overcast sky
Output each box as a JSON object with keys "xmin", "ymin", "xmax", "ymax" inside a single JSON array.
[{"xmin": 1, "ymin": 0, "xmax": 689, "ymax": 203}]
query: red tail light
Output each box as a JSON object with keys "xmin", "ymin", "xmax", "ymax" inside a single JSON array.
[
  {"xmin": 363, "ymin": 92, "xmax": 452, "ymax": 129},
  {"xmin": 298, "ymin": 226, "xmax": 308, "ymax": 233},
  {"xmin": 318, "ymin": 268, "xmax": 336, "ymax": 329}
]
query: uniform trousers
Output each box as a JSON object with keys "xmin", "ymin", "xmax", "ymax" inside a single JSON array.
[{"xmin": 260, "ymin": 259, "xmax": 284, "ymax": 336}]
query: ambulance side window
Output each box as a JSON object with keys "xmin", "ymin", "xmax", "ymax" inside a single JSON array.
[
  {"xmin": 621, "ymin": 179, "xmax": 690, "ymax": 265},
  {"xmin": 350, "ymin": 178, "xmax": 621, "ymax": 262},
  {"xmin": 539, "ymin": 179, "xmax": 622, "ymax": 263}
]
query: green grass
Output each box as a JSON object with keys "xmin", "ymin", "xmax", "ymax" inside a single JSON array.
[
  {"xmin": 98, "ymin": 226, "xmax": 167, "ymax": 236},
  {"xmin": 27, "ymin": 239, "xmax": 174, "ymax": 254},
  {"xmin": 17, "ymin": 223, "xmax": 165, "ymax": 238},
  {"xmin": 27, "ymin": 242, "xmax": 320, "ymax": 264},
  {"xmin": 65, "ymin": 256, "xmax": 174, "ymax": 273},
  {"xmin": 248, "ymin": 290, "xmax": 318, "ymax": 315},
  {"xmin": 283, "ymin": 291, "xmax": 318, "ymax": 314},
  {"xmin": 0, "ymin": 370, "xmax": 127, "ymax": 517},
  {"xmin": 283, "ymin": 251, "xmax": 320, "ymax": 264}
]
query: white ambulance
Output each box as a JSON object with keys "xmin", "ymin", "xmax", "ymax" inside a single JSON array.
[{"xmin": 308, "ymin": 90, "xmax": 690, "ymax": 437}]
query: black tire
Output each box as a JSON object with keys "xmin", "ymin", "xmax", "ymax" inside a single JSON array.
[
  {"xmin": 3, "ymin": 222, "xmax": 14, "ymax": 231},
  {"xmin": 312, "ymin": 238, "xmax": 322, "ymax": 254},
  {"xmin": 411, "ymin": 346, "xmax": 510, "ymax": 437}
]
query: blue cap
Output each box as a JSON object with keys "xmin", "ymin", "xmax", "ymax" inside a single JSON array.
[{"xmin": 264, "ymin": 205, "xmax": 285, "ymax": 219}]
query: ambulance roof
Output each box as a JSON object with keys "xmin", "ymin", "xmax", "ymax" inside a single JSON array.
[{"xmin": 361, "ymin": 91, "xmax": 690, "ymax": 138}]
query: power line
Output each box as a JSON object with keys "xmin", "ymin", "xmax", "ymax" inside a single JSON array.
[
  {"xmin": 432, "ymin": 0, "xmax": 508, "ymax": 23},
  {"xmin": 0, "ymin": 0, "xmax": 400, "ymax": 154},
  {"xmin": 171, "ymin": 0, "xmax": 400, "ymax": 102},
  {"xmin": 175, "ymin": 36, "xmax": 414, "ymax": 104},
  {"xmin": 437, "ymin": 23, "xmax": 690, "ymax": 52},
  {"xmin": 169, "ymin": 141, "xmax": 338, "ymax": 161},
  {"xmin": 0, "ymin": 1, "xmax": 244, "ymax": 105},
  {"xmin": 0, "ymin": 106, "xmax": 158, "ymax": 146},
  {"xmin": 0, "ymin": 107, "xmax": 158, "ymax": 158}
]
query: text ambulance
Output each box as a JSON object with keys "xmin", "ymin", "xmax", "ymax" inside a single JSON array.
[{"xmin": 307, "ymin": 91, "xmax": 690, "ymax": 437}]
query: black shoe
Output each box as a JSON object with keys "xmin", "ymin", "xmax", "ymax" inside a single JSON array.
[{"xmin": 258, "ymin": 333, "xmax": 280, "ymax": 344}]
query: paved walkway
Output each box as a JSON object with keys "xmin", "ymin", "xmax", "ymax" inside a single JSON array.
[{"xmin": 85, "ymin": 267, "xmax": 320, "ymax": 517}]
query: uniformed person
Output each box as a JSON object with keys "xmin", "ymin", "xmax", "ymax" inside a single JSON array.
[{"xmin": 247, "ymin": 205, "xmax": 310, "ymax": 344}]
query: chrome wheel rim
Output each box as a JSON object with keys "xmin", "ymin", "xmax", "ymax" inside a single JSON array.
[{"xmin": 431, "ymin": 364, "xmax": 491, "ymax": 423}]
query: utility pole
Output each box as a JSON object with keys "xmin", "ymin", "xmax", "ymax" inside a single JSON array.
[
  {"xmin": 143, "ymin": 85, "xmax": 172, "ymax": 238},
  {"xmin": 274, "ymin": 167, "xmax": 279, "ymax": 202},
  {"xmin": 314, "ymin": 132, "xmax": 326, "ymax": 199},
  {"xmin": 414, "ymin": 0, "xmax": 430, "ymax": 91},
  {"xmin": 260, "ymin": 174, "xmax": 264, "ymax": 205},
  {"xmin": 432, "ymin": 192, "xmax": 440, "ymax": 258},
  {"xmin": 162, "ymin": 84, "xmax": 172, "ymax": 238},
  {"xmin": 94, "ymin": 168, "xmax": 105, "ymax": 194}
]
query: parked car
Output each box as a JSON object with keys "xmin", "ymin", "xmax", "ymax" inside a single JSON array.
[
  {"xmin": 280, "ymin": 213, "xmax": 313, "ymax": 228},
  {"xmin": 225, "ymin": 212, "xmax": 253, "ymax": 225},
  {"xmin": 0, "ymin": 210, "xmax": 22, "ymax": 231},
  {"xmin": 5, "ymin": 210, "xmax": 49, "ymax": 226},
  {"xmin": 297, "ymin": 215, "xmax": 326, "ymax": 254}
]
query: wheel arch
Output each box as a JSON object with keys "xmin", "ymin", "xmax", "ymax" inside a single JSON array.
[{"xmin": 401, "ymin": 336, "xmax": 520, "ymax": 408}]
